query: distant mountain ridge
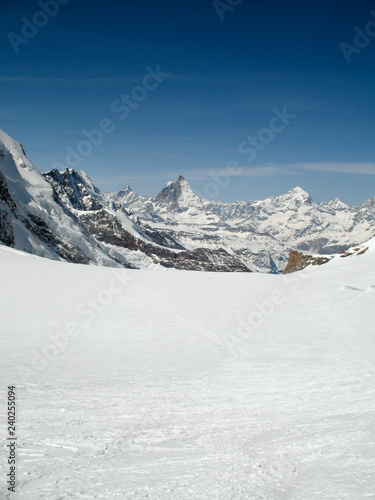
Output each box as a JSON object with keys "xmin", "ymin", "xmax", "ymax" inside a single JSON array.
[
  {"xmin": 1, "ymin": 129, "xmax": 374, "ymax": 272},
  {"xmin": 103, "ymin": 173, "xmax": 375, "ymax": 270}
]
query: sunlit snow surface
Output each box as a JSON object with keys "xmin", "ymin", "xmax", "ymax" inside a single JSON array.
[{"xmin": 1, "ymin": 240, "xmax": 374, "ymax": 499}]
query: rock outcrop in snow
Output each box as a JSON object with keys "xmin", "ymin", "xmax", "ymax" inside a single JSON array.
[{"xmin": 284, "ymin": 251, "xmax": 331, "ymax": 274}]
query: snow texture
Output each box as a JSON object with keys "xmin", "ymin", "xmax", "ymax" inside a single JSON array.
[{"xmin": 0, "ymin": 236, "xmax": 374, "ymax": 499}]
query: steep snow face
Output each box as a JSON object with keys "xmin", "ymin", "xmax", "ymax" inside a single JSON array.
[
  {"xmin": 271, "ymin": 186, "xmax": 314, "ymax": 207},
  {"xmin": 319, "ymin": 197, "xmax": 352, "ymax": 212},
  {"xmin": 360, "ymin": 195, "xmax": 375, "ymax": 212},
  {"xmin": 0, "ymin": 130, "xmax": 55, "ymax": 211},
  {"xmin": 0, "ymin": 233, "xmax": 374, "ymax": 498},
  {"xmin": 0, "ymin": 130, "xmax": 125, "ymax": 266}
]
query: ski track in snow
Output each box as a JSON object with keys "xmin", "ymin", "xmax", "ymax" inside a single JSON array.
[{"xmin": 1, "ymin": 244, "xmax": 375, "ymax": 499}]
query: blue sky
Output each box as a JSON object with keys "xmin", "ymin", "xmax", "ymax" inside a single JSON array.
[{"xmin": 1, "ymin": 0, "xmax": 374, "ymax": 204}]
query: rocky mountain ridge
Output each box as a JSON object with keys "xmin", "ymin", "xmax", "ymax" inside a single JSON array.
[
  {"xmin": 103, "ymin": 173, "xmax": 375, "ymax": 271},
  {"xmin": 0, "ymin": 130, "xmax": 251, "ymax": 272},
  {"xmin": 1, "ymin": 129, "xmax": 374, "ymax": 272}
]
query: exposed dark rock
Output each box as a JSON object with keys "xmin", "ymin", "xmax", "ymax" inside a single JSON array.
[
  {"xmin": 24, "ymin": 214, "xmax": 90, "ymax": 264},
  {"xmin": 0, "ymin": 209, "xmax": 15, "ymax": 246},
  {"xmin": 357, "ymin": 247, "xmax": 369, "ymax": 256},
  {"xmin": 0, "ymin": 170, "xmax": 17, "ymax": 216},
  {"xmin": 0, "ymin": 170, "xmax": 17, "ymax": 246},
  {"xmin": 284, "ymin": 250, "xmax": 331, "ymax": 274},
  {"xmin": 141, "ymin": 225, "xmax": 185, "ymax": 250},
  {"xmin": 155, "ymin": 178, "xmax": 184, "ymax": 209},
  {"xmin": 80, "ymin": 209, "xmax": 251, "ymax": 272},
  {"xmin": 339, "ymin": 246, "xmax": 369, "ymax": 258},
  {"xmin": 43, "ymin": 168, "xmax": 102, "ymax": 211}
]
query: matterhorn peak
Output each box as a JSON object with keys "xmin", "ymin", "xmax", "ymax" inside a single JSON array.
[{"xmin": 155, "ymin": 175, "xmax": 201, "ymax": 208}]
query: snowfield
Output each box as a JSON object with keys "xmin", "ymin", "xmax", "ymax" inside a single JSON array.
[{"xmin": 1, "ymin": 239, "xmax": 375, "ymax": 499}]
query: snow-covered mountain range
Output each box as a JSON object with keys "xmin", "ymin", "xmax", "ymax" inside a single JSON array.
[{"xmin": 1, "ymin": 129, "xmax": 374, "ymax": 272}]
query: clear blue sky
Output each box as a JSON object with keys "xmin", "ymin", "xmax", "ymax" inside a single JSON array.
[{"xmin": 1, "ymin": 0, "xmax": 374, "ymax": 204}]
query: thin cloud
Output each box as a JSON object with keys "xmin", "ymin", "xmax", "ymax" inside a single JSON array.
[
  {"xmin": 185, "ymin": 163, "xmax": 375, "ymax": 179},
  {"xmin": 292, "ymin": 162, "xmax": 375, "ymax": 175},
  {"xmin": 93, "ymin": 162, "xmax": 375, "ymax": 186}
]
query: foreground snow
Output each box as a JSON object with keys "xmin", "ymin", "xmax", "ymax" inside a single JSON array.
[{"xmin": 1, "ymin": 241, "xmax": 374, "ymax": 499}]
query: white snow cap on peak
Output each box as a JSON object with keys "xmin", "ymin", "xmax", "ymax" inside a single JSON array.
[
  {"xmin": 76, "ymin": 169, "xmax": 99, "ymax": 190},
  {"xmin": 285, "ymin": 186, "xmax": 313, "ymax": 201},
  {"xmin": 288, "ymin": 186, "xmax": 310, "ymax": 196},
  {"xmin": 0, "ymin": 128, "xmax": 17, "ymax": 148},
  {"xmin": 267, "ymin": 186, "xmax": 314, "ymax": 207},
  {"xmin": 0, "ymin": 129, "xmax": 27, "ymax": 157},
  {"xmin": 326, "ymin": 197, "xmax": 350, "ymax": 208}
]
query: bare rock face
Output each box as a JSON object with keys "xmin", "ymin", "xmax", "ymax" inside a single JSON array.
[
  {"xmin": 0, "ymin": 170, "xmax": 17, "ymax": 247},
  {"xmin": 79, "ymin": 209, "xmax": 251, "ymax": 272},
  {"xmin": 284, "ymin": 251, "xmax": 331, "ymax": 274},
  {"xmin": 43, "ymin": 168, "xmax": 103, "ymax": 211}
]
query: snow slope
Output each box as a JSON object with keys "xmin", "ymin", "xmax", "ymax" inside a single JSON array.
[
  {"xmin": 0, "ymin": 129, "xmax": 122, "ymax": 266},
  {"xmin": 1, "ymin": 238, "xmax": 374, "ymax": 499}
]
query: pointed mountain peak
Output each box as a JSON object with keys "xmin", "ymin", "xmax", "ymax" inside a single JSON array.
[
  {"xmin": 0, "ymin": 129, "xmax": 24, "ymax": 153},
  {"xmin": 273, "ymin": 186, "xmax": 314, "ymax": 206},
  {"xmin": 109, "ymin": 184, "xmax": 140, "ymax": 205},
  {"xmin": 288, "ymin": 186, "xmax": 310, "ymax": 197},
  {"xmin": 360, "ymin": 194, "xmax": 375, "ymax": 209},
  {"xmin": 326, "ymin": 197, "xmax": 349, "ymax": 207},
  {"xmin": 155, "ymin": 175, "xmax": 201, "ymax": 208},
  {"xmin": 42, "ymin": 167, "xmax": 102, "ymax": 210},
  {"xmin": 114, "ymin": 185, "xmax": 133, "ymax": 195},
  {"xmin": 44, "ymin": 167, "xmax": 101, "ymax": 195}
]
